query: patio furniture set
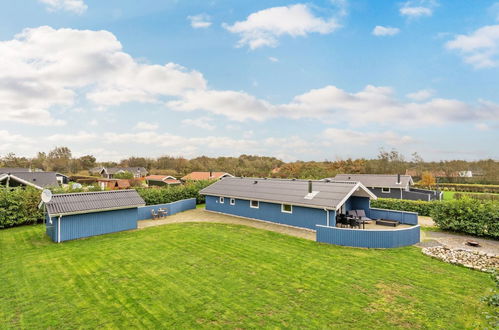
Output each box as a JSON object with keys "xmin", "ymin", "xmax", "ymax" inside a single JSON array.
[
  {"xmin": 151, "ymin": 208, "xmax": 168, "ymax": 220},
  {"xmin": 336, "ymin": 210, "xmax": 400, "ymax": 229}
]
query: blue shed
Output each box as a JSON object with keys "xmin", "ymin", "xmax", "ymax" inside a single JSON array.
[{"xmin": 44, "ymin": 190, "xmax": 145, "ymax": 243}]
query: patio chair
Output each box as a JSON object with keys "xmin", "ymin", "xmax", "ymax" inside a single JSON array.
[
  {"xmin": 151, "ymin": 209, "xmax": 159, "ymax": 220},
  {"xmin": 347, "ymin": 210, "xmax": 358, "ymax": 218},
  {"xmin": 355, "ymin": 209, "xmax": 373, "ymax": 223},
  {"xmin": 348, "ymin": 217, "xmax": 361, "ymax": 229},
  {"xmin": 337, "ymin": 214, "xmax": 349, "ymax": 228}
]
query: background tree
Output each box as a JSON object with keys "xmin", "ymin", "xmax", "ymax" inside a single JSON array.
[{"xmin": 420, "ymin": 171, "xmax": 436, "ymax": 187}]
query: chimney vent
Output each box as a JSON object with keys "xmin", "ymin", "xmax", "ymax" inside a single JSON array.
[
  {"xmin": 308, "ymin": 180, "xmax": 312, "ymax": 193},
  {"xmin": 397, "ymin": 174, "xmax": 401, "ymax": 184},
  {"xmin": 253, "ymin": 180, "xmax": 258, "ymax": 184},
  {"xmin": 209, "ymin": 170, "xmax": 213, "ymax": 178}
]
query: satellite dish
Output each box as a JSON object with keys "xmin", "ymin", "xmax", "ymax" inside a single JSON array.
[{"xmin": 41, "ymin": 189, "xmax": 53, "ymax": 203}]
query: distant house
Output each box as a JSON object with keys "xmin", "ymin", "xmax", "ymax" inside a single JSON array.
[
  {"xmin": 0, "ymin": 172, "xmax": 59, "ymax": 190},
  {"xmin": 93, "ymin": 167, "xmax": 148, "ymax": 179},
  {"xmin": 145, "ymin": 175, "xmax": 181, "ymax": 187},
  {"xmin": 328, "ymin": 174, "xmax": 441, "ymax": 201},
  {"xmin": 181, "ymin": 171, "xmax": 234, "ymax": 181},
  {"xmin": 56, "ymin": 173, "xmax": 70, "ymax": 184},
  {"xmin": 97, "ymin": 178, "xmax": 131, "ymax": 190}
]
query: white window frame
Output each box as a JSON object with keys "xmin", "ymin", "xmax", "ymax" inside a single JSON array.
[
  {"xmin": 230, "ymin": 198, "xmax": 235, "ymax": 205},
  {"xmin": 250, "ymin": 200, "xmax": 259, "ymax": 209},
  {"xmin": 281, "ymin": 204, "xmax": 293, "ymax": 214},
  {"xmin": 219, "ymin": 196, "xmax": 224, "ymax": 203},
  {"xmin": 381, "ymin": 187, "xmax": 391, "ymax": 193}
]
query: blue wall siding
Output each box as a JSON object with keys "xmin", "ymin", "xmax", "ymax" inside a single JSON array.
[
  {"xmin": 206, "ymin": 195, "xmax": 335, "ymax": 230},
  {"xmin": 316, "ymin": 225, "xmax": 421, "ymax": 248},
  {"xmin": 348, "ymin": 196, "xmax": 370, "ymax": 211},
  {"xmin": 367, "ymin": 208, "xmax": 418, "ymax": 225},
  {"xmin": 56, "ymin": 208, "xmax": 138, "ymax": 242},
  {"xmin": 137, "ymin": 198, "xmax": 196, "ymax": 220}
]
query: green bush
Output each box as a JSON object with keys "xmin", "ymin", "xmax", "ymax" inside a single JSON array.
[
  {"xmin": 415, "ymin": 183, "xmax": 499, "ymax": 194},
  {"xmin": 454, "ymin": 192, "xmax": 499, "ymax": 201},
  {"xmin": 0, "ymin": 188, "xmax": 44, "ymax": 228},
  {"xmin": 136, "ymin": 180, "xmax": 214, "ymax": 205},
  {"xmin": 431, "ymin": 198, "xmax": 499, "ymax": 239},
  {"xmin": 370, "ymin": 198, "xmax": 437, "ymax": 216}
]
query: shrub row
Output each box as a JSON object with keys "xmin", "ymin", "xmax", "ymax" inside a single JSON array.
[
  {"xmin": 454, "ymin": 192, "xmax": 499, "ymax": 202},
  {"xmin": 431, "ymin": 198, "xmax": 499, "ymax": 239},
  {"xmin": 415, "ymin": 183, "xmax": 499, "ymax": 194},
  {"xmin": 370, "ymin": 198, "xmax": 437, "ymax": 216},
  {"xmin": 0, "ymin": 188, "xmax": 44, "ymax": 229},
  {"xmin": 136, "ymin": 180, "xmax": 214, "ymax": 205}
]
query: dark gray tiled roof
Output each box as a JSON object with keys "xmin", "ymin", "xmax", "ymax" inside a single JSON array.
[
  {"xmin": 200, "ymin": 177, "xmax": 375, "ymax": 210},
  {"xmin": 10, "ymin": 172, "xmax": 59, "ymax": 189},
  {"xmin": 46, "ymin": 190, "xmax": 145, "ymax": 216},
  {"xmin": 0, "ymin": 168, "xmax": 30, "ymax": 174},
  {"xmin": 331, "ymin": 174, "xmax": 413, "ymax": 189}
]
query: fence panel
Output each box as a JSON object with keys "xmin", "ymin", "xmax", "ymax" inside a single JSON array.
[{"xmin": 137, "ymin": 198, "xmax": 196, "ymax": 220}]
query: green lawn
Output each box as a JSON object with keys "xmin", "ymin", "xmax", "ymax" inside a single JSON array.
[
  {"xmin": 442, "ymin": 190, "xmax": 499, "ymax": 200},
  {"xmin": 0, "ymin": 223, "xmax": 493, "ymax": 329}
]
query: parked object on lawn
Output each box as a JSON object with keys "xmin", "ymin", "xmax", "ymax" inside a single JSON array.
[
  {"xmin": 327, "ymin": 174, "xmax": 442, "ymax": 201},
  {"xmin": 43, "ymin": 190, "xmax": 145, "ymax": 242},
  {"xmin": 201, "ymin": 177, "xmax": 420, "ymax": 248}
]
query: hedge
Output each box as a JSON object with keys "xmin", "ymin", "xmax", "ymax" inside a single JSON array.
[
  {"xmin": 454, "ymin": 192, "xmax": 499, "ymax": 202},
  {"xmin": 0, "ymin": 188, "xmax": 44, "ymax": 229},
  {"xmin": 431, "ymin": 198, "xmax": 499, "ymax": 239},
  {"xmin": 136, "ymin": 180, "xmax": 214, "ymax": 205},
  {"xmin": 415, "ymin": 183, "xmax": 499, "ymax": 194},
  {"xmin": 370, "ymin": 198, "xmax": 437, "ymax": 216}
]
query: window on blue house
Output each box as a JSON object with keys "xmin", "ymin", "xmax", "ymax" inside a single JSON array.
[
  {"xmin": 230, "ymin": 198, "xmax": 235, "ymax": 205},
  {"xmin": 381, "ymin": 187, "xmax": 390, "ymax": 193},
  {"xmin": 281, "ymin": 204, "xmax": 292, "ymax": 213},
  {"xmin": 219, "ymin": 197, "xmax": 224, "ymax": 203},
  {"xmin": 250, "ymin": 200, "xmax": 259, "ymax": 208}
]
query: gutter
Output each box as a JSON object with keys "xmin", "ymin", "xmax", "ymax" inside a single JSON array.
[
  {"xmin": 58, "ymin": 215, "xmax": 61, "ymax": 243},
  {"xmin": 324, "ymin": 208, "xmax": 330, "ymax": 227}
]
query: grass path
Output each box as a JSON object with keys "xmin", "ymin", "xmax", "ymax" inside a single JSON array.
[{"xmin": 0, "ymin": 223, "xmax": 494, "ymax": 328}]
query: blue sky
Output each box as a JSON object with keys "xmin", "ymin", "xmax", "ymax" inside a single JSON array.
[{"xmin": 0, "ymin": 0, "xmax": 498, "ymax": 162}]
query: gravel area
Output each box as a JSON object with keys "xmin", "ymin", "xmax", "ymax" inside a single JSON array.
[
  {"xmin": 138, "ymin": 208, "xmax": 316, "ymax": 240},
  {"xmin": 421, "ymin": 231, "xmax": 499, "ymax": 256}
]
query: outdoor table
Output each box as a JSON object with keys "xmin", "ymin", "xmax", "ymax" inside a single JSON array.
[{"xmin": 158, "ymin": 208, "xmax": 167, "ymax": 217}]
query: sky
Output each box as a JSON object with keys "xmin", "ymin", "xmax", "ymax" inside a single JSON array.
[{"xmin": 0, "ymin": 0, "xmax": 498, "ymax": 162}]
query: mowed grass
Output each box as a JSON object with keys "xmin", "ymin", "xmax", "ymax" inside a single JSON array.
[{"xmin": 0, "ymin": 223, "xmax": 494, "ymax": 329}]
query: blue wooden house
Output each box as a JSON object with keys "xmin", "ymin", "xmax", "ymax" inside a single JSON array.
[
  {"xmin": 45, "ymin": 190, "xmax": 145, "ymax": 243},
  {"xmin": 200, "ymin": 178, "xmax": 420, "ymax": 248}
]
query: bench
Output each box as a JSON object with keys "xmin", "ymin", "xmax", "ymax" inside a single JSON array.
[{"xmin": 376, "ymin": 219, "xmax": 400, "ymax": 227}]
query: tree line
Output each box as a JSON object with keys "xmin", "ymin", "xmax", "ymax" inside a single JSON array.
[{"xmin": 1, "ymin": 147, "xmax": 498, "ymax": 183}]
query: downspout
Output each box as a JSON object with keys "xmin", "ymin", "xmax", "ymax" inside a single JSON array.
[
  {"xmin": 58, "ymin": 215, "xmax": 62, "ymax": 243},
  {"xmin": 324, "ymin": 208, "xmax": 330, "ymax": 227}
]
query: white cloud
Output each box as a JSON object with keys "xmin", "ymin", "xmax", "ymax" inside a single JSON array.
[
  {"xmin": 223, "ymin": 4, "xmax": 340, "ymax": 49},
  {"xmin": 372, "ymin": 26, "xmax": 400, "ymax": 36},
  {"xmin": 446, "ymin": 25, "xmax": 499, "ymax": 68},
  {"xmin": 268, "ymin": 56, "xmax": 279, "ymax": 62},
  {"xmin": 168, "ymin": 84, "xmax": 499, "ymax": 127},
  {"xmin": 187, "ymin": 14, "xmax": 212, "ymax": 29},
  {"xmin": 323, "ymin": 128, "xmax": 414, "ymax": 146},
  {"xmin": 46, "ymin": 131, "xmax": 97, "ymax": 143},
  {"xmin": 406, "ymin": 89, "xmax": 434, "ymax": 101},
  {"xmin": 475, "ymin": 123, "xmax": 490, "ymax": 131},
  {"xmin": 181, "ymin": 117, "xmax": 215, "ymax": 130},
  {"xmin": 489, "ymin": 3, "xmax": 499, "ymax": 21},
  {"xmin": 38, "ymin": 0, "xmax": 87, "ymax": 14},
  {"xmin": 0, "ymin": 26, "xmax": 205, "ymax": 125},
  {"xmin": 135, "ymin": 121, "xmax": 159, "ymax": 131},
  {"xmin": 400, "ymin": 0, "xmax": 437, "ymax": 18}
]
